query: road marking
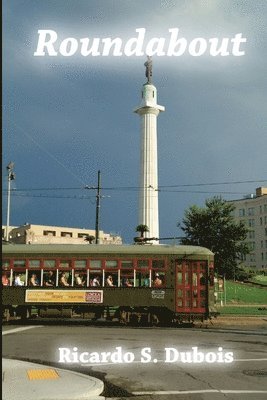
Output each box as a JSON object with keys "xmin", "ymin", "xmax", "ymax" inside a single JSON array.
[
  {"xmin": 2, "ymin": 326, "xmax": 43, "ymax": 336},
  {"xmin": 27, "ymin": 369, "xmax": 59, "ymax": 380},
  {"xmin": 132, "ymin": 390, "xmax": 267, "ymax": 395}
]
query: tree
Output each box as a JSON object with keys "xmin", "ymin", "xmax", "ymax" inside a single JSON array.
[
  {"xmin": 134, "ymin": 224, "xmax": 149, "ymax": 244},
  {"xmin": 179, "ymin": 197, "xmax": 250, "ymax": 279}
]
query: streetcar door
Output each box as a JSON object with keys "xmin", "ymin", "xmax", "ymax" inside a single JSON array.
[{"xmin": 175, "ymin": 261, "xmax": 207, "ymax": 314}]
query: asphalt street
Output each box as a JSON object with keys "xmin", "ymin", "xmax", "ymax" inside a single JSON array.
[{"xmin": 2, "ymin": 321, "xmax": 267, "ymax": 399}]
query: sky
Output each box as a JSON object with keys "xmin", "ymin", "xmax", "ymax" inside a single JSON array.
[{"xmin": 2, "ymin": 0, "xmax": 267, "ymax": 244}]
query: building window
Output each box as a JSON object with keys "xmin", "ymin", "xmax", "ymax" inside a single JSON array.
[
  {"xmin": 43, "ymin": 230, "xmax": 56, "ymax": 236},
  {"xmin": 248, "ymin": 242, "xmax": 255, "ymax": 251},
  {"xmin": 61, "ymin": 232, "xmax": 73, "ymax": 237},
  {"xmin": 248, "ymin": 208, "xmax": 254, "ymax": 216},
  {"xmin": 264, "ymin": 204, "xmax": 267, "ymax": 213},
  {"xmin": 239, "ymin": 209, "xmax": 245, "ymax": 217},
  {"xmin": 260, "ymin": 217, "xmax": 263, "ymax": 225},
  {"xmin": 78, "ymin": 233, "xmax": 87, "ymax": 238},
  {"xmin": 248, "ymin": 231, "xmax": 255, "ymax": 239},
  {"xmin": 249, "ymin": 254, "xmax": 255, "ymax": 262},
  {"xmin": 248, "ymin": 219, "xmax": 255, "ymax": 227}
]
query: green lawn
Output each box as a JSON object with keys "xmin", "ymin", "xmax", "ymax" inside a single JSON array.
[
  {"xmin": 218, "ymin": 306, "xmax": 267, "ymax": 316},
  {"xmin": 224, "ymin": 281, "xmax": 267, "ymax": 304},
  {"xmin": 216, "ymin": 280, "xmax": 267, "ymax": 315}
]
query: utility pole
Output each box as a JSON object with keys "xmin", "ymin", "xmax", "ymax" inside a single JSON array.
[
  {"xmin": 5, "ymin": 162, "xmax": 15, "ymax": 242},
  {"xmin": 95, "ymin": 170, "xmax": 101, "ymax": 244}
]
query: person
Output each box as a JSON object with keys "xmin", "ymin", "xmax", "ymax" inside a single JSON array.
[
  {"xmin": 29, "ymin": 273, "xmax": 39, "ymax": 286},
  {"xmin": 153, "ymin": 273, "xmax": 162, "ymax": 287},
  {"xmin": 2, "ymin": 273, "xmax": 9, "ymax": 286},
  {"xmin": 200, "ymin": 273, "xmax": 206, "ymax": 286},
  {"xmin": 92, "ymin": 276, "xmax": 100, "ymax": 287},
  {"xmin": 143, "ymin": 275, "xmax": 150, "ymax": 287},
  {"xmin": 75, "ymin": 273, "xmax": 85, "ymax": 286},
  {"xmin": 106, "ymin": 275, "xmax": 114, "ymax": 287},
  {"xmin": 122, "ymin": 278, "xmax": 133, "ymax": 287},
  {"xmin": 14, "ymin": 274, "xmax": 24, "ymax": 286},
  {"xmin": 44, "ymin": 271, "xmax": 55, "ymax": 286},
  {"xmin": 59, "ymin": 272, "xmax": 70, "ymax": 287}
]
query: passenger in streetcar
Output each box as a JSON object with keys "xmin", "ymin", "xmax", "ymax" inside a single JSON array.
[
  {"xmin": 122, "ymin": 278, "xmax": 133, "ymax": 287},
  {"xmin": 14, "ymin": 274, "xmax": 24, "ymax": 286},
  {"xmin": 75, "ymin": 273, "xmax": 85, "ymax": 286},
  {"xmin": 106, "ymin": 275, "xmax": 115, "ymax": 287},
  {"xmin": 29, "ymin": 273, "xmax": 39, "ymax": 286},
  {"xmin": 153, "ymin": 273, "xmax": 162, "ymax": 287},
  {"xmin": 59, "ymin": 272, "xmax": 70, "ymax": 287},
  {"xmin": 44, "ymin": 271, "xmax": 55, "ymax": 286},
  {"xmin": 2, "ymin": 273, "xmax": 9, "ymax": 286},
  {"xmin": 92, "ymin": 276, "xmax": 101, "ymax": 287}
]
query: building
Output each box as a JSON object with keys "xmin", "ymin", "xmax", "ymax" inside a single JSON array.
[
  {"xmin": 134, "ymin": 57, "xmax": 165, "ymax": 243},
  {"xmin": 2, "ymin": 224, "xmax": 122, "ymax": 245},
  {"xmin": 230, "ymin": 187, "xmax": 267, "ymax": 270}
]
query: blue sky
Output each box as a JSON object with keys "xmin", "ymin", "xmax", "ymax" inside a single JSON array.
[{"xmin": 2, "ymin": 0, "xmax": 267, "ymax": 243}]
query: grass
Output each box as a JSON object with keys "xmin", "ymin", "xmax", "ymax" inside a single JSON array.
[
  {"xmin": 216, "ymin": 280, "xmax": 267, "ymax": 316},
  {"xmin": 224, "ymin": 280, "xmax": 267, "ymax": 304},
  {"xmin": 218, "ymin": 306, "xmax": 267, "ymax": 316}
]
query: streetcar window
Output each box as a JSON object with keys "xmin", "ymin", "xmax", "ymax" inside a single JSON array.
[
  {"xmin": 137, "ymin": 260, "xmax": 149, "ymax": 269},
  {"xmin": 105, "ymin": 260, "xmax": 118, "ymax": 268},
  {"xmin": 177, "ymin": 272, "xmax": 182, "ymax": 284},
  {"xmin": 74, "ymin": 260, "xmax": 87, "ymax": 269},
  {"xmin": 74, "ymin": 272, "xmax": 86, "ymax": 287},
  {"xmin": 13, "ymin": 273, "xmax": 26, "ymax": 286},
  {"xmin": 121, "ymin": 260, "xmax": 134, "ymax": 269},
  {"xmin": 44, "ymin": 260, "xmax": 56, "ymax": 268},
  {"xmin": 192, "ymin": 272, "xmax": 197, "ymax": 286},
  {"xmin": 89, "ymin": 260, "xmax": 102, "ymax": 269},
  {"xmin": 28, "ymin": 272, "xmax": 41, "ymax": 286},
  {"xmin": 59, "ymin": 260, "xmax": 72, "ymax": 269},
  {"xmin": 29, "ymin": 260, "xmax": 41, "ymax": 268},
  {"xmin": 13, "ymin": 260, "xmax": 26, "ymax": 268},
  {"xmin": 152, "ymin": 260, "xmax": 165, "ymax": 269},
  {"xmin": 105, "ymin": 272, "xmax": 117, "ymax": 287},
  {"xmin": 120, "ymin": 270, "xmax": 134, "ymax": 287},
  {"xmin": 135, "ymin": 272, "xmax": 150, "ymax": 287},
  {"xmin": 59, "ymin": 271, "xmax": 72, "ymax": 286}
]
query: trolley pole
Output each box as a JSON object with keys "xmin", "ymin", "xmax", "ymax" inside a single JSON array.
[
  {"xmin": 95, "ymin": 170, "xmax": 101, "ymax": 244},
  {"xmin": 5, "ymin": 162, "xmax": 15, "ymax": 242}
]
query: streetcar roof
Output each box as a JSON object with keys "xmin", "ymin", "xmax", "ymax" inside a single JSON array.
[{"xmin": 2, "ymin": 243, "xmax": 214, "ymax": 257}]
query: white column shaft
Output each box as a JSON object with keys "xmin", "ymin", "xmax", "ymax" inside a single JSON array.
[{"xmin": 139, "ymin": 110, "xmax": 159, "ymax": 241}]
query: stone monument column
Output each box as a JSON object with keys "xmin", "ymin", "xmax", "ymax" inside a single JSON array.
[{"xmin": 134, "ymin": 58, "xmax": 165, "ymax": 244}]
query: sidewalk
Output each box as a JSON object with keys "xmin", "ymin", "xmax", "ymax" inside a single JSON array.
[{"xmin": 2, "ymin": 359, "xmax": 104, "ymax": 400}]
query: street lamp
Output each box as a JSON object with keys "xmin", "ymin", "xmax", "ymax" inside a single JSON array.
[{"xmin": 5, "ymin": 162, "xmax": 15, "ymax": 242}]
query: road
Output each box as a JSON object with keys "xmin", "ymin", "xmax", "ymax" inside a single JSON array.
[{"xmin": 2, "ymin": 320, "xmax": 267, "ymax": 399}]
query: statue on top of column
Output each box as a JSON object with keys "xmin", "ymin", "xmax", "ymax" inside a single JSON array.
[{"xmin": 144, "ymin": 56, "xmax": 152, "ymax": 83}]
